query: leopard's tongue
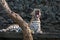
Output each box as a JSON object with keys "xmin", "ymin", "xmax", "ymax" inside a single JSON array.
[{"xmin": 36, "ymin": 15, "xmax": 39, "ymax": 18}]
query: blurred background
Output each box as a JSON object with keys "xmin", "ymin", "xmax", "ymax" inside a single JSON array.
[{"xmin": 0, "ymin": 0, "xmax": 60, "ymax": 40}]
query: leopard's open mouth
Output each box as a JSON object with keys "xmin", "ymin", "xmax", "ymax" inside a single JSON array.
[{"xmin": 35, "ymin": 10, "xmax": 40, "ymax": 18}]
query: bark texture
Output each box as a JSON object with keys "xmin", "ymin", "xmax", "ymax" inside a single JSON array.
[{"xmin": 0, "ymin": 0, "xmax": 33, "ymax": 40}]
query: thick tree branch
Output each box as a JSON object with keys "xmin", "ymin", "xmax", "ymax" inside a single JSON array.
[{"xmin": 0, "ymin": 0, "xmax": 33, "ymax": 40}]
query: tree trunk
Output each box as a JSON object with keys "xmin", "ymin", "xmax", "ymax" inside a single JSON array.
[{"xmin": 0, "ymin": 0, "xmax": 33, "ymax": 40}]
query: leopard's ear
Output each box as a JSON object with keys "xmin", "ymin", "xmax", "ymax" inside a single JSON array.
[{"xmin": 30, "ymin": 11, "xmax": 35, "ymax": 16}]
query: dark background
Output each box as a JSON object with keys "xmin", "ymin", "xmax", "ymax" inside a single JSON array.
[{"xmin": 0, "ymin": 0, "xmax": 60, "ymax": 40}]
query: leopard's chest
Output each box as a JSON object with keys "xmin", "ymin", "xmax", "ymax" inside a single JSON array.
[{"xmin": 30, "ymin": 21, "xmax": 40, "ymax": 32}]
